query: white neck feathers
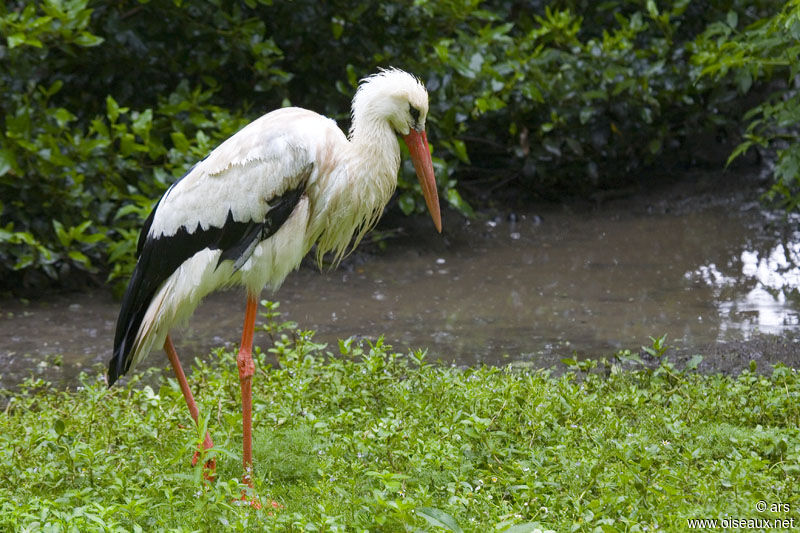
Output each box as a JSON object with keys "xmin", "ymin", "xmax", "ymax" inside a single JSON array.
[{"xmin": 307, "ymin": 69, "xmax": 426, "ymax": 265}]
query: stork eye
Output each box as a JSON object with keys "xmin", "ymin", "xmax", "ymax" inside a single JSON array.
[{"xmin": 409, "ymin": 105, "xmax": 420, "ymax": 125}]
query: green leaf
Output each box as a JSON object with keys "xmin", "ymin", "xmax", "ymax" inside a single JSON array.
[
  {"xmin": 776, "ymin": 145, "xmax": 800, "ymax": 186},
  {"xmin": 415, "ymin": 507, "xmax": 463, "ymax": 532},
  {"xmin": 52, "ymin": 108, "xmax": 77, "ymax": 127},
  {"xmin": 397, "ymin": 193, "xmax": 416, "ymax": 216},
  {"xmin": 74, "ymin": 31, "xmax": 104, "ymax": 47},
  {"xmin": 449, "ymin": 139, "xmax": 470, "ymax": 164},
  {"xmin": 131, "ymin": 109, "xmax": 153, "ymax": 138},
  {"xmin": 170, "ymin": 131, "xmax": 191, "ymax": 152},
  {"xmin": 646, "ymin": 0, "xmax": 659, "ymax": 18},
  {"xmin": 475, "ymin": 95, "xmax": 506, "ymax": 113},
  {"xmin": 468, "ymin": 52, "xmax": 484, "ymax": 73},
  {"xmin": 41, "ymin": 80, "xmax": 64, "ymax": 97},
  {"xmin": 434, "ymin": 40, "xmax": 450, "ymax": 61},
  {"xmin": 685, "ymin": 355, "xmax": 703, "ymax": 370},
  {"xmin": 0, "ymin": 149, "xmax": 19, "ymax": 176},
  {"xmin": 68, "ymin": 250, "xmax": 91, "ymax": 266},
  {"xmin": 446, "ymin": 188, "xmax": 474, "ymax": 217},
  {"xmin": 331, "ymin": 16, "xmax": 344, "ymax": 39},
  {"xmin": 53, "ymin": 220, "xmax": 69, "ymax": 247},
  {"xmin": 565, "ymin": 137, "xmax": 583, "ymax": 156},
  {"xmin": 79, "ymin": 232, "xmax": 105, "ymax": 244},
  {"xmin": 14, "ymin": 254, "xmax": 35, "ymax": 270},
  {"xmin": 90, "ymin": 117, "xmax": 110, "ymax": 139},
  {"xmin": 735, "ymin": 69, "xmax": 752, "ymax": 93},
  {"xmin": 7, "ymin": 33, "xmax": 26, "ymax": 48},
  {"xmin": 726, "ymin": 10, "xmax": 738, "ymax": 29},
  {"xmin": 726, "ymin": 141, "xmax": 753, "ymax": 166},
  {"xmin": 7, "ymin": 33, "xmax": 43, "ymax": 48},
  {"xmin": 106, "ymin": 96, "xmax": 125, "ymax": 122}
]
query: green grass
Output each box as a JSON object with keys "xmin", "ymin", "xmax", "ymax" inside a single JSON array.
[{"xmin": 1, "ymin": 315, "xmax": 799, "ymax": 531}]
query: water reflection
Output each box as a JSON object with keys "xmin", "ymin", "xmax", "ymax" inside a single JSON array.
[{"xmin": 688, "ymin": 231, "xmax": 800, "ymax": 338}]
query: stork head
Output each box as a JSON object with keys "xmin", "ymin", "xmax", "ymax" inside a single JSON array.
[{"xmin": 351, "ymin": 68, "xmax": 442, "ymax": 233}]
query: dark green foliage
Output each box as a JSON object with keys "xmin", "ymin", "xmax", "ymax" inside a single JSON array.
[
  {"xmin": 0, "ymin": 1, "xmax": 259, "ymax": 290},
  {"xmin": 694, "ymin": 0, "xmax": 800, "ymax": 209},
  {"xmin": 408, "ymin": 0, "xmax": 786, "ymax": 199},
  {"xmin": 0, "ymin": 0, "xmax": 795, "ymax": 290}
]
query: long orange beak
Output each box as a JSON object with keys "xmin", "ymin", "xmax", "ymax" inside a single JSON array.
[{"xmin": 403, "ymin": 129, "xmax": 442, "ymax": 233}]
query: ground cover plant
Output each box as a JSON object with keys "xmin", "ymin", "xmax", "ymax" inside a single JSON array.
[{"xmin": 1, "ymin": 304, "xmax": 798, "ymax": 531}]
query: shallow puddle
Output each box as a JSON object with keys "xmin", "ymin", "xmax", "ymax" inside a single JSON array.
[{"xmin": 1, "ymin": 172, "xmax": 799, "ymax": 388}]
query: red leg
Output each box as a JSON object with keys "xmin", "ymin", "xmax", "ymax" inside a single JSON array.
[
  {"xmin": 164, "ymin": 335, "xmax": 216, "ymax": 481},
  {"xmin": 236, "ymin": 294, "xmax": 262, "ymax": 508}
]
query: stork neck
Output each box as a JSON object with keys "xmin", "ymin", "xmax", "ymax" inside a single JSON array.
[
  {"xmin": 350, "ymin": 114, "xmax": 395, "ymax": 146},
  {"xmin": 348, "ymin": 118, "xmax": 401, "ymax": 181},
  {"xmin": 306, "ymin": 117, "xmax": 400, "ymax": 267}
]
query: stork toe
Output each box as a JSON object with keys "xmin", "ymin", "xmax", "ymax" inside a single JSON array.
[{"xmin": 191, "ymin": 452, "xmax": 217, "ymax": 482}]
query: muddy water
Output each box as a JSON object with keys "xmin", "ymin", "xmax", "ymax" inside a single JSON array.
[{"xmin": 1, "ymin": 173, "xmax": 799, "ymax": 388}]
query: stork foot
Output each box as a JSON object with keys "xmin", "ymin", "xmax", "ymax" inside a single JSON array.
[
  {"xmin": 191, "ymin": 452, "xmax": 217, "ymax": 483},
  {"xmin": 236, "ymin": 490, "xmax": 263, "ymax": 510},
  {"xmin": 235, "ymin": 490, "xmax": 282, "ymax": 512},
  {"xmin": 236, "ymin": 472, "xmax": 281, "ymax": 512}
]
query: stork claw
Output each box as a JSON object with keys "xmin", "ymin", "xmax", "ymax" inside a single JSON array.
[
  {"xmin": 191, "ymin": 451, "xmax": 217, "ymax": 483},
  {"xmin": 236, "ymin": 473, "xmax": 282, "ymax": 512},
  {"xmin": 235, "ymin": 490, "xmax": 282, "ymax": 512},
  {"xmin": 237, "ymin": 490, "xmax": 263, "ymax": 510}
]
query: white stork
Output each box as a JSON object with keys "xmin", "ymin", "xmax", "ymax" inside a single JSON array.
[{"xmin": 108, "ymin": 68, "xmax": 441, "ymax": 507}]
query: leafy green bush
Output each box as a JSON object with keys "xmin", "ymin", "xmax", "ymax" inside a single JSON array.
[
  {"xmin": 0, "ymin": 0, "xmax": 793, "ymax": 291},
  {"xmin": 1, "ymin": 0, "xmax": 107, "ymax": 284},
  {"xmin": 407, "ymin": 0, "xmax": 788, "ymax": 200},
  {"xmin": 0, "ymin": 1, "xmax": 270, "ymax": 290},
  {"xmin": 693, "ymin": 0, "xmax": 800, "ymax": 209}
]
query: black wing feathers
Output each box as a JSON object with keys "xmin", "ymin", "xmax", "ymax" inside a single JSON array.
[
  {"xmin": 136, "ymin": 199, "xmax": 160, "ymax": 258},
  {"xmin": 109, "ymin": 169, "xmax": 311, "ymax": 387}
]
